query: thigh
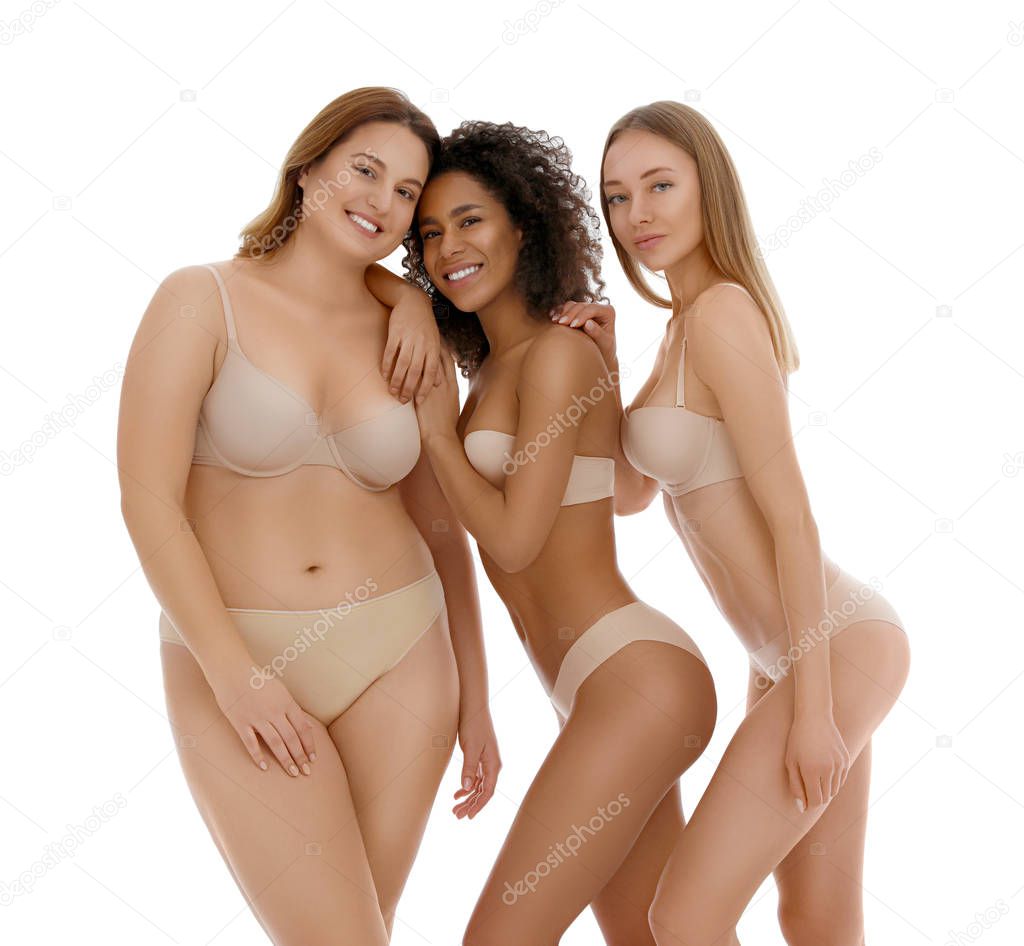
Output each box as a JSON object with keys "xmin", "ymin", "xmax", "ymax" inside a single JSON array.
[
  {"xmin": 591, "ymin": 782, "xmax": 685, "ymax": 946},
  {"xmin": 328, "ymin": 606, "xmax": 460, "ymax": 935},
  {"xmin": 161, "ymin": 641, "xmax": 389, "ymax": 946},
  {"xmin": 465, "ymin": 640, "xmax": 716, "ymax": 946},
  {"xmin": 650, "ymin": 620, "xmax": 909, "ymax": 946}
]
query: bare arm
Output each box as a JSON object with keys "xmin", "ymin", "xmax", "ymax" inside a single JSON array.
[
  {"xmin": 365, "ymin": 263, "xmax": 442, "ymax": 404},
  {"xmin": 420, "ymin": 330, "xmax": 604, "ymax": 573},
  {"xmin": 688, "ymin": 284, "xmax": 831, "ymax": 715}
]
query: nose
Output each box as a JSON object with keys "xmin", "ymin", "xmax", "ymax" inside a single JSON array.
[
  {"xmin": 628, "ymin": 196, "xmax": 651, "ymax": 228},
  {"xmin": 438, "ymin": 229, "xmax": 464, "ymax": 260},
  {"xmin": 367, "ymin": 184, "xmax": 391, "ymax": 216}
]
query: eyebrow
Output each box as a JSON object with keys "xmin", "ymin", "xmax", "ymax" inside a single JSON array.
[
  {"xmin": 603, "ymin": 166, "xmax": 676, "ymax": 187},
  {"xmin": 350, "ymin": 152, "xmax": 424, "ymax": 189},
  {"xmin": 417, "ymin": 203, "xmax": 484, "ymax": 227}
]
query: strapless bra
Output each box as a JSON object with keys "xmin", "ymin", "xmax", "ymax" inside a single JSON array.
[
  {"xmin": 620, "ymin": 282, "xmax": 749, "ymax": 497},
  {"xmin": 190, "ymin": 263, "xmax": 420, "ymax": 489},
  {"xmin": 464, "ymin": 429, "xmax": 615, "ymax": 506}
]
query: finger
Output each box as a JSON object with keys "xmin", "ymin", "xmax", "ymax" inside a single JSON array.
[
  {"xmin": 399, "ymin": 344, "xmax": 425, "ymax": 403},
  {"xmin": 389, "ymin": 348, "xmax": 414, "ymax": 401},
  {"xmin": 470, "ymin": 760, "xmax": 499, "ymax": 815},
  {"xmin": 256, "ymin": 721, "xmax": 300, "ymax": 776},
  {"xmin": 288, "ymin": 707, "xmax": 317, "ymax": 768},
  {"xmin": 554, "ymin": 302, "xmax": 586, "ymax": 324},
  {"xmin": 238, "ymin": 725, "xmax": 269, "ymax": 771},
  {"xmin": 415, "ymin": 353, "xmax": 441, "ymax": 404},
  {"xmin": 381, "ymin": 333, "xmax": 400, "ymax": 382},
  {"xmin": 567, "ymin": 305, "xmax": 599, "ymax": 328},
  {"xmin": 276, "ymin": 715, "xmax": 311, "ymax": 776},
  {"xmin": 786, "ymin": 761, "xmax": 806, "ymax": 813}
]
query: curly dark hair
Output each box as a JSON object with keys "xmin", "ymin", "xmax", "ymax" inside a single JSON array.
[{"xmin": 401, "ymin": 120, "xmax": 607, "ymax": 377}]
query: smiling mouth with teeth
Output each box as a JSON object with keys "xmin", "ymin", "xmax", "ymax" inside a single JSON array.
[
  {"xmin": 444, "ymin": 264, "xmax": 483, "ymax": 283},
  {"xmin": 347, "ymin": 211, "xmax": 380, "ymax": 233}
]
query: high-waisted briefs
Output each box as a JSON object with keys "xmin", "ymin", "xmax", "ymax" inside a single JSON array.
[{"xmin": 159, "ymin": 569, "xmax": 446, "ymax": 725}]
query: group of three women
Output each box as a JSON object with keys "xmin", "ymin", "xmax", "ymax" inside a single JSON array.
[{"xmin": 119, "ymin": 85, "xmax": 911, "ymax": 945}]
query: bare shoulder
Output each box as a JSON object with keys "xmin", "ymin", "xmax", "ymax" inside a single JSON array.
[
  {"xmin": 521, "ymin": 323, "xmax": 606, "ymax": 388},
  {"xmin": 689, "ymin": 282, "xmax": 771, "ymax": 348},
  {"xmin": 128, "ymin": 263, "xmax": 226, "ymax": 361}
]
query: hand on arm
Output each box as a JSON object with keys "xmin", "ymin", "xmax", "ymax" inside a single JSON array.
[{"xmin": 365, "ymin": 263, "xmax": 443, "ymax": 404}]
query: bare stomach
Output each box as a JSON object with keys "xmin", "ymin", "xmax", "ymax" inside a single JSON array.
[
  {"xmin": 477, "ymin": 504, "xmax": 636, "ymax": 694},
  {"xmin": 184, "ymin": 465, "xmax": 435, "ymax": 610},
  {"xmin": 661, "ymin": 484, "xmax": 839, "ymax": 652}
]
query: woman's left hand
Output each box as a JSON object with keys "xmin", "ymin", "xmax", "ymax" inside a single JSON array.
[
  {"xmin": 381, "ymin": 290, "xmax": 444, "ymax": 405},
  {"xmin": 784, "ymin": 711, "xmax": 851, "ymax": 813},
  {"xmin": 453, "ymin": 708, "xmax": 501, "ymax": 819},
  {"xmin": 415, "ymin": 347, "xmax": 460, "ymax": 440}
]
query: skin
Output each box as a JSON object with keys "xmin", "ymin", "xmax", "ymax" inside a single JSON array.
[
  {"xmin": 552, "ymin": 127, "xmax": 911, "ymax": 944},
  {"xmin": 118, "ymin": 120, "xmax": 496, "ymax": 944},
  {"xmin": 414, "ymin": 170, "xmax": 717, "ymax": 946}
]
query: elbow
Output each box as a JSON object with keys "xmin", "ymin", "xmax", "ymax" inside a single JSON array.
[
  {"xmin": 613, "ymin": 477, "xmax": 658, "ymax": 517},
  {"xmin": 769, "ymin": 507, "xmax": 820, "ymax": 543},
  {"xmin": 492, "ymin": 534, "xmax": 542, "ymax": 575}
]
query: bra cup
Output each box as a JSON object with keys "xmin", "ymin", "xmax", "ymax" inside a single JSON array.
[
  {"xmin": 329, "ymin": 402, "xmax": 422, "ymax": 486},
  {"xmin": 200, "ymin": 349, "xmax": 319, "ymax": 474}
]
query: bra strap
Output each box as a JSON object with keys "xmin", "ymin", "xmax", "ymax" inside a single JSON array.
[
  {"xmin": 202, "ymin": 263, "xmax": 239, "ymax": 345},
  {"xmin": 675, "ymin": 338, "xmax": 687, "ymax": 407}
]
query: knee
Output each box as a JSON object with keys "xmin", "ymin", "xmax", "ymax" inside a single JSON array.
[
  {"xmin": 648, "ymin": 893, "xmax": 690, "ymax": 946},
  {"xmin": 778, "ymin": 902, "xmax": 863, "ymax": 946}
]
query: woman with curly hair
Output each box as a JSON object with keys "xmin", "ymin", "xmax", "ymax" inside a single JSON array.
[
  {"xmin": 407, "ymin": 120, "xmax": 718, "ymax": 945},
  {"xmin": 555, "ymin": 101, "xmax": 911, "ymax": 945}
]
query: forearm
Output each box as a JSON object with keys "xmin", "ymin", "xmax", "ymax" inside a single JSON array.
[
  {"xmin": 121, "ymin": 495, "xmax": 255, "ymax": 691},
  {"xmin": 422, "ymin": 431, "xmax": 530, "ymax": 572},
  {"xmin": 365, "ymin": 262, "xmax": 423, "ymax": 309},
  {"xmin": 431, "ymin": 532, "xmax": 490, "ymax": 719},
  {"xmin": 772, "ymin": 519, "xmax": 832, "ymax": 714}
]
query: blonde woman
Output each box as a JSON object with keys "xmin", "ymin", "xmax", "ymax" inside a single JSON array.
[
  {"xmin": 554, "ymin": 101, "xmax": 911, "ymax": 945},
  {"xmin": 118, "ymin": 88, "xmax": 496, "ymax": 945}
]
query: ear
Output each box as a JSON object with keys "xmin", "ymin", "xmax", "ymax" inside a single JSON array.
[{"xmin": 297, "ymin": 161, "xmax": 311, "ymax": 190}]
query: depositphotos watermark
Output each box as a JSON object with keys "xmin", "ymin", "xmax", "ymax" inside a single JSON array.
[
  {"xmin": 499, "ymin": 366, "xmax": 630, "ymax": 476},
  {"xmin": 248, "ymin": 578, "xmax": 379, "ymax": 689},
  {"xmin": 756, "ymin": 576, "xmax": 886, "ymax": 685},
  {"xmin": 1, "ymin": 793, "xmax": 127, "ymax": 905},
  {"xmin": 502, "ymin": 792, "xmax": 631, "ymax": 904}
]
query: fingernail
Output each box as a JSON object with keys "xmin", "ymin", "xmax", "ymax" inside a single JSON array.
[
  {"xmin": 795, "ymin": 799, "xmax": 805, "ymax": 813},
  {"xmin": 289, "ymin": 764, "xmax": 299, "ymax": 777},
  {"xmin": 309, "ymin": 752, "xmax": 317, "ymax": 762},
  {"xmin": 570, "ymin": 320, "xmax": 580, "ymax": 327},
  {"xmin": 302, "ymin": 763, "xmax": 311, "ymax": 776},
  {"xmin": 463, "ymin": 776, "xmax": 473, "ymax": 789},
  {"xmin": 259, "ymin": 760, "xmax": 268, "ymax": 771}
]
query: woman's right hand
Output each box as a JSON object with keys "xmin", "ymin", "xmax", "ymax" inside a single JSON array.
[
  {"xmin": 213, "ymin": 671, "xmax": 317, "ymax": 777},
  {"xmin": 550, "ymin": 301, "xmax": 618, "ymax": 368}
]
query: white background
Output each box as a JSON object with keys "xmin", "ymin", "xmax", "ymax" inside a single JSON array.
[{"xmin": 1, "ymin": 1, "xmax": 1022, "ymax": 943}]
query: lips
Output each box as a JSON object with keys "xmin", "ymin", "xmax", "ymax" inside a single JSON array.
[
  {"xmin": 441, "ymin": 263, "xmax": 484, "ymax": 285},
  {"xmin": 634, "ymin": 233, "xmax": 665, "ymax": 251},
  {"xmin": 346, "ymin": 210, "xmax": 383, "ymax": 237}
]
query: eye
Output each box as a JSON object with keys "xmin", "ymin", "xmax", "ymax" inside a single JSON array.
[
  {"xmin": 421, "ymin": 228, "xmax": 440, "ymax": 240},
  {"xmin": 652, "ymin": 181, "xmax": 673, "ymax": 192},
  {"xmin": 606, "ymin": 194, "xmax": 626, "ymax": 205},
  {"xmin": 460, "ymin": 216, "xmax": 480, "ymax": 227},
  {"xmin": 356, "ymin": 165, "xmax": 375, "ymax": 178},
  {"xmin": 398, "ymin": 187, "xmax": 416, "ymax": 201}
]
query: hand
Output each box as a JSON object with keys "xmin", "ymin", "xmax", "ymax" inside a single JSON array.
[
  {"xmin": 453, "ymin": 709, "xmax": 501, "ymax": 819},
  {"xmin": 549, "ymin": 301, "xmax": 618, "ymax": 369},
  {"xmin": 381, "ymin": 289, "xmax": 444, "ymax": 405},
  {"xmin": 213, "ymin": 669, "xmax": 317, "ymax": 777},
  {"xmin": 415, "ymin": 347, "xmax": 460, "ymax": 441},
  {"xmin": 784, "ymin": 711, "xmax": 851, "ymax": 812}
]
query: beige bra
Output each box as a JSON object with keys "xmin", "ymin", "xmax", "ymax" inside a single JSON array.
[
  {"xmin": 190, "ymin": 263, "xmax": 420, "ymax": 489},
  {"xmin": 464, "ymin": 429, "xmax": 615, "ymax": 506},
  {"xmin": 620, "ymin": 283, "xmax": 748, "ymax": 497}
]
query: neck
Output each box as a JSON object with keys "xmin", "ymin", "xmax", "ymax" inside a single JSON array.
[
  {"xmin": 475, "ymin": 285, "xmax": 544, "ymax": 358},
  {"xmin": 258, "ymin": 225, "xmax": 373, "ymax": 307},
  {"xmin": 662, "ymin": 242, "xmax": 728, "ymax": 312}
]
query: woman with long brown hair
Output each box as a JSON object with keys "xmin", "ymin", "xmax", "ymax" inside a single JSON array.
[
  {"xmin": 554, "ymin": 101, "xmax": 911, "ymax": 944},
  {"xmin": 118, "ymin": 87, "xmax": 496, "ymax": 945}
]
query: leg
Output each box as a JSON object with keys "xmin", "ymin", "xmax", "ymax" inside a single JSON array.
[
  {"xmin": 649, "ymin": 619, "xmax": 910, "ymax": 946},
  {"xmin": 773, "ymin": 741, "xmax": 871, "ymax": 946},
  {"xmin": 160, "ymin": 642, "xmax": 390, "ymax": 946},
  {"xmin": 464, "ymin": 639, "xmax": 716, "ymax": 946},
  {"xmin": 591, "ymin": 782, "xmax": 685, "ymax": 946},
  {"xmin": 327, "ymin": 605, "xmax": 460, "ymax": 938}
]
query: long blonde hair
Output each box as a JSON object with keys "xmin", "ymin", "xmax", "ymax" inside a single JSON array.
[
  {"xmin": 600, "ymin": 101, "xmax": 799, "ymax": 375},
  {"xmin": 236, "ymin": 87, "xmax": 439, "ymax": 260}
]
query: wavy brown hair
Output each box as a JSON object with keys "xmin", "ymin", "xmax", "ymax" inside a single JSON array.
[
  {"xmin": 236, "ymin": 87, "xmax": 439, "ymax": 261},
  {"xmin": 601, "ymin": 101, "xmax": 799, "ymax": 375},
  {"xmin": 402, "ymin": 120, "xmax": 606, "ymax": 377}
]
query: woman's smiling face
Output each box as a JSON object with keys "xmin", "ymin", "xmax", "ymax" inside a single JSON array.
[{"xmin": 416, "ymin": 171, "xmax": 522, "ymax": 312}]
